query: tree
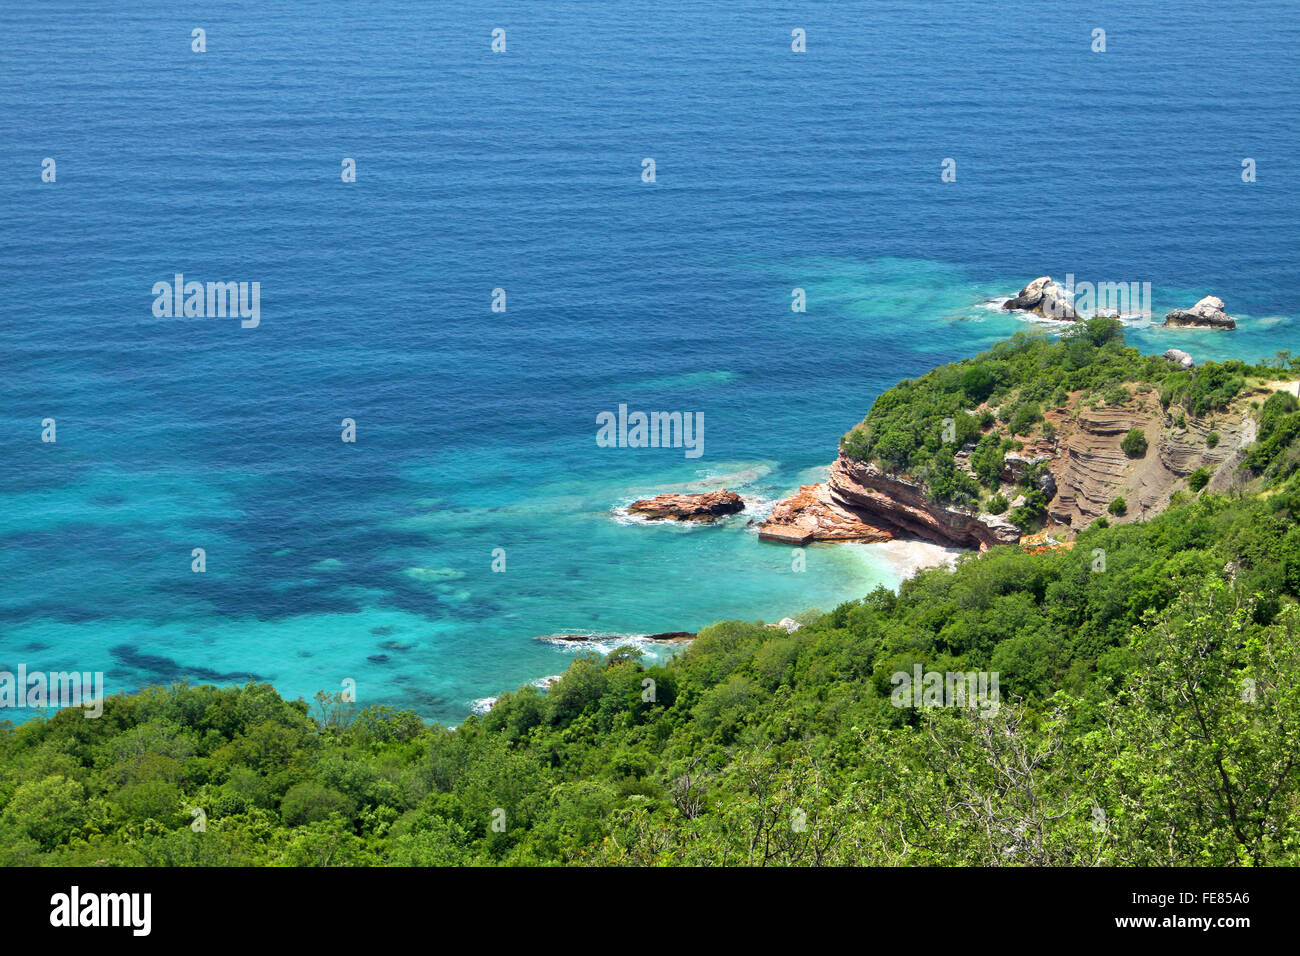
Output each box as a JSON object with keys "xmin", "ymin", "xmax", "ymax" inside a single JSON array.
[
  {"xmin": 961, "ymin": 366, "xmax": 996, "ymax": 404},
  {"xmin": 1, "ymin": 775, "xmax": 93, "ymax": 850},
  {"xmin": 280, "ymin": 781, "xmax": 354, "ymax": 827},
  {"xmin": 971, "ymin": 433, "xmax": 1005, "ymax": 487},
  {"xmin": 1091, "ymin": 582, "xmax": 1300, "ymax": 864}
]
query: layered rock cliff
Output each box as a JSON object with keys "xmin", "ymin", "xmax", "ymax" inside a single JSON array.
[
  {"xmin": 760, "ymin": 455, "xmax": 1021, "ymax": 550},
  {"xmin": 1045, "ymin": 388, "xmax": 1254, "ymax": 525}
]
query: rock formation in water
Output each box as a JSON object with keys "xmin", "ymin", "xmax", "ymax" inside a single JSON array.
[
  {"xmin": 1164, "ymin": 295, "xmax": 1236, "ymax": 329},
  {"xmin": 628, "ymin": 489, "xmax": 744, "ymax": 521},
  {"xmin": 1002, "ymin": 276, "xmax": 1078, "ymax": 321},
  {"xmin": 757, "ymin": 481, "xmax": 893, "ymax": 545}
]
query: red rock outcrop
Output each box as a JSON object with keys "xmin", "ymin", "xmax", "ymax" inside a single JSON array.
[
  {"xmin": 826, "ymin": 456, "xmax": 1022, "ymax": 549},
  {"xmin": 757, "ymin": 482, "xmax": 893, "ymax": 545},
  {"xmin": 760, "ymin": 456, "xmax": 1020, "ymax": 550},
  {"xmin": 628, "ymin": 489, "xmax": 744, "ymax": 522}
]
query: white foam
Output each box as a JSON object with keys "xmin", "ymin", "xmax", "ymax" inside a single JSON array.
[
  {"xmin": 471, "ymin": 673, "xmax": 563, "ymax": 715},
  {"xmin": 536, "ymin": 631, "xmax": 691, "ymax": 658},
  {"xmin": 609, "ymin": 502, "xmax": 662, "ymax": 526},
  {"xmin": 848, "ymin": 538, "xmax": 965, "ymax": 581},
  {"xmin": 609, "ymin": 497, "xmax": 753, "ymax": 528}
]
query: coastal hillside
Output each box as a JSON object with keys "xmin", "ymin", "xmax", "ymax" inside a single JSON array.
[
  {"xmin": 762, "ymin": 317, "xmax": 1296, "ymax": 548},
  {"xmin": 3, "ymin": 330, "xmax": 1299, "ymax": 867}
]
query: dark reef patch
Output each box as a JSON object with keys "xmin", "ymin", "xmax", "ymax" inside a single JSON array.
[{"xmin": 110, "ymin": 645, "xmax": 261, "ymax": 684}]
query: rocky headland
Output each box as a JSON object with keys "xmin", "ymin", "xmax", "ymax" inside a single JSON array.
[{"xmin": 762, "ymin": 362, "xmax": 1283, "ymax": 548}]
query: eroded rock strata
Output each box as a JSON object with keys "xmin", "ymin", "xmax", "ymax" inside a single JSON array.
[
  {"xmin": 755, "ymin": 481, "xmax": 892, "ymax": 545},
  {"xmin": 760, "ymin": 456, "xmax": 1020, "ymax": 550},
  {"xmin": 1046, "ymin": 390, "xmax": 1254, "ymax": 523}
]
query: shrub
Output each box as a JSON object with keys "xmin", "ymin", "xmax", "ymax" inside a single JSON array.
[
  {"xmin": 986, "ymin": 493, "xmax": 1009, "ymax": 515},
  {"xmin": 1009, "ymin": 402, "xmax": 1042, "ymax": 436},
  {"xmin": 961, "ymin": 366, "xmax": 996, "ymax": 404},
  {"xmin": 1104, "ymin": 386, "xmax": 1130, "ymax": 407},
  {"xmin": 1108, "ymin": 496, "xmax": 1128, "ymax": 516},
  {"xmin": 1206, "ymin": 430, "xmax": 1220, "ymax": 448},
  {"xmin": 1121, "ymin": 428, "xmax": 1148, "ymax": 459},
  {"xmin": 971, "ymin": 433, "xmax": 1005, "ymax": 487},
  {"xmin": 1009, "ymin": 490, "xmax": 1048, "ymax": 530},
  {"xmin": 1260, "ymin": 390, "xmax": 1300, "ymax": 438},
  {"xmin": 1188, "ymin": 467, "xmax": 1211, "ymax": 492}
]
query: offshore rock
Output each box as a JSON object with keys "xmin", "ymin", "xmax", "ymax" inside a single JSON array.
[
  {"xmin": 1002, "ymin": 276, "xmax": 1078, "ymax": 321},
  {"xmin": 628, "ymin": 489, "xmax": 744, "ymax": 521},
  {"xmin": 1164, "ymin": 295, "xmax": 1235, "ymax": 329}
]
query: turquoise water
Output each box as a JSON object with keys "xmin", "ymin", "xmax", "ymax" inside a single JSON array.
[{"xmin": 2, "ymin": 1, "xmax": 1297, "ymax": 722}]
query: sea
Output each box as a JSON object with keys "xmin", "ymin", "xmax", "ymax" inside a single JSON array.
[{"xmin": 2, "ymin": 0, "xmax": 1297, "ymax": 723}]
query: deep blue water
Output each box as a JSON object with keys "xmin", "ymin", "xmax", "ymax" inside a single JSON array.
[{"xmin": 2, "ymin": 0, "xmax": 1297, "ymax": 722}]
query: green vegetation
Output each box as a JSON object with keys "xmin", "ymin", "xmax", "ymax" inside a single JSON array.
[
  {"xmin": 1188, "ymin": 467, "xmax": 1211, "ymax": 492},
  {"xmin": 1108, "ymin": 496, "xmax": 1128, "ymax": 516},
  {"xmin": 970, "ymin": 433, "xmax": 1004, "ymax": 487},
  {"xmin": 4, "ymin": 463, "xmax": 1299, "ymax": 866},
  {"xmin": 1008, "ymin": 490, "xmax": 1049, "ymax": 530},
  {"xmin": 1243, "ymin": 390, "xmax": 1300, "ymax": 482},
  {"xmin": 3, "ymin": 337, "xmax": 1298, "ymax": 867},
  {"xmin": 1103, "ymin": 385, "xmax": 1130, "ymax": 407},
  {"xmin": 985, "ymin": 492, "xmax": 1009, "ymax": 515},
  {"xmin": 1121, "ymin": 428, "xmax": 1148, "ymax": 459}
]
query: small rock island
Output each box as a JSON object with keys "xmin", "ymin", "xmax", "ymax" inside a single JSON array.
[
  {"xmin": 627, "ymin": 489, "xmax": 745, "ymax": 522},
  {"xmin": 1164, "ymin": 295, "xmax": 1236, "ymax": 329}
]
